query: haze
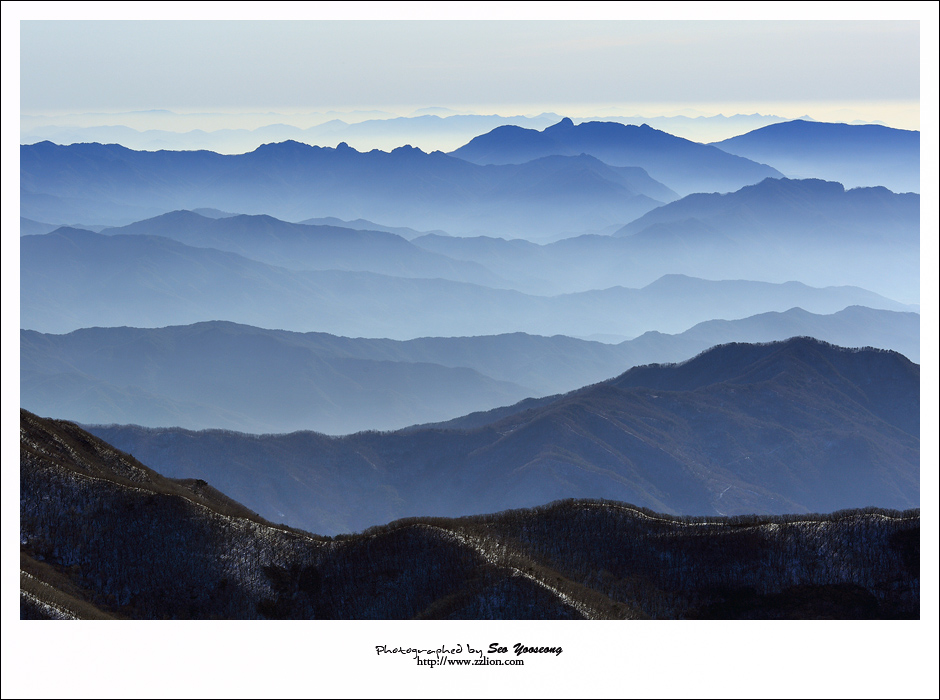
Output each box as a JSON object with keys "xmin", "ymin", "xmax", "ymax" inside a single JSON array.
[{"xmin": 18, "ymin": 19, "xmax": 920, "ymax": 131}]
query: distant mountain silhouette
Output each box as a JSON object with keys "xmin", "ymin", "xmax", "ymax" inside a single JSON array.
[
  {"xmin": 102, "ymin": 210, "xmax": 507, "ymax": 287},
  {"xmin": 712, "ymin": 120, "xmax": 919, "ymax": 193},
  {"xmin": 20, "ymin": 140, "xmax": 673, "ymax": 238},
  {"xmin": 21, "ymin": 229, "xmax": 912, "ymax": 337},
  {"xmin": 21, "ymin": 111, "xmax": 793, "ymax": 156},
  {"xmin": 297, "ymin": 216, "xmax": 448, "ymax": 240},
  {"xmin": 410, "ymin": 177, "xmax": 919, "ymax": 301},
  {"xmin": 21, "ymin": 322, "xmax": 532, "ymax": 435},
  {"xmin": 617, "ymin": 177, "xmax": 919, "ymax": 242},
  {"xmin": 87, "ymin": 339, "xmax": 919, "ymax": 536},
  {"xmin": 22, "ymin": 112, "xmax": 566, "ymax": 156},
  {"xmin": 612, "ymin": 178, "xmax": 920, "ymax": 302},
  {"xmin": 22, "ymin": 410, "xmax": 919, "ymax": 619},
  {"xmin": 19, "ymin": 217, "xmax": 59, "ymax": 236},
  {"xmin": 450, "ymin": 118, "xmax": 783, "ymax": 195},
  {"xmin": 624, "ymin": 305, "xmax": 919, "ymax": 363},
  {"xmin": 22, "ymin": 306, "xmax": 918, "ymax": 435}
]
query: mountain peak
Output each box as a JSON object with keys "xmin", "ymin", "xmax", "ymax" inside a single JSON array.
[
  {"xmin": 391, "ymin": 144, "xmax": 426, "ymax": 155},
  {"xmin": 250, "ymin": 140, "xmax": 316, "ymax": 155},
  {"xmin": 545, "ymin": 117, "xmax": 575, "ymax": 132}
]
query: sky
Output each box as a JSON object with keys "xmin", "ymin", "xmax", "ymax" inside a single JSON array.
[
  {"xmin": 4, "ymin": 4, "xmax": 940, "ymax": 699},
  {"xmin": 14, "ymin": 15, "xmax": 925, "ymax": 129}
]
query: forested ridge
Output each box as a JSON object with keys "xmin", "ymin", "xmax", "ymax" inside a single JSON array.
[{"xmin": 21, "ymin": 409, "xmax": 918, "ymax": 620}]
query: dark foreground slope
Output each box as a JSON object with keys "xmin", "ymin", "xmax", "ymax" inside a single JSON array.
[
  {"xmin": 88, "ymin": 338, "xmax": 919, "ymax": 535},
  {"xmin": 21, "ymin": 410, "xmax": 919, "ymax": 620}
]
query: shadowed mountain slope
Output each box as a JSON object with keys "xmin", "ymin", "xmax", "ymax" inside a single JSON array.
[
  {"xmin": 86, "ymin": 339, "xmax": 919, "ymax": 536},
  {"xmin": 22, "ymin": 409, "xmax": 918, "ymax": 620}
]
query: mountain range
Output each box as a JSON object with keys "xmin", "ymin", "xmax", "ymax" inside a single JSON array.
[
  {"xmin": 26, "ymin": 173, "xmax": 916, "ymax": 302},
  {"xmin": 21, "ymin": 227, "xmax": 912, "ymax": 338},
  {"xmin": 412, "ymin": 177, "xmax": 920, "ymax": 301},
  {"xmin": 617, "ymin": 177, "xmax": 919, "ymax": 243},
  {"xmin": 22, "ymin": 306, "xmax": 918, "ymax": 435},
  {"xmin": 22, "ymin": 409, "xmax": 918, "ymax": 620},
  {"xmin": 20, "ymin": 110, "xmax": 793, "ymax": 155},
  {"xmin": 18, "ymin": 107, "xmax": 924, "ymax": 624},
  {"xmin": 35, "ymin": 171, "xmax": 916, "ymax": 301},
  {"xmin": 85, "ymin": 338, "xmax": 920, "ymax": 536},
  {"xmin": 711, "ymin": 120, "xmax": 920, "ymax": 194},
  {"xmin": 19, "ymin": 139, "xmax": 676, "ymax": 237},
  {"xmin": 450, "ymin": 118, "xmax": 783, "ymax": 195},
  {"xmin": 100, "ymin": 210, "xmax": 508, "ymax": 286}
]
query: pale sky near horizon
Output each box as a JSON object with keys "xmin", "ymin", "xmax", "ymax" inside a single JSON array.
[{"xmin": 16, "ymin": 18, "xmax": 924, "ymax": 128}]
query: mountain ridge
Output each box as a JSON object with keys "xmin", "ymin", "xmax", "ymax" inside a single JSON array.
[
  {"xmin": 23, "ymin": 228, "xmax": 912, "ymax": 338},
  {"xmin": 22, "ymin": 409, "xmax": 919, "ymax": 620},
  {"xmin": 100, "ymin": 209, "xmax": 510, "ymax": 287},
  {"xmin": 450, "ymin": 118, "xmax": 784, "ymax": 195},
  {"xmin": 84, "ymin": 338, "xmax": 919, "ymax": 535},
  {"xmin": 21, "ymin": 305, "xmax": 919, "ymax": 435},
  {"xmin": 20, "ymin": 138, "xmax": 675, "ymax": 237},
  {"xmin": 711, "ymin": 119, "xmax": 919, "ymax": 193}
]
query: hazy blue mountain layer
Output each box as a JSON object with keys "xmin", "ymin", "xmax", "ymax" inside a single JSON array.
[
  {"xmin": 411, "ymin": 177, "xmax": 920, "ymax": 301},
  {"xmin": 296, "ymin": 216, "xmax": 447, "ymax": 240},
  {"xmin": 711, "ymin": 120, "xmax": 919, "ymax": 194},
  {"xmin": 20, "ymin": 111, "xmax": 792, "ymax": 157},
  {"xmin": 86, "ymin": 339, "xmax": 919, "ymax": 536},
  {"xmin": 450, "ymin": 118, "xmax": 783, "ymax": 195},
  {"xmin": 20, "ymin": 139, "xmax": 673, "ymax": 237},
  {"xmin": 21, "ymin": 228, "xmax": 912, "ymax": 337},
  {"xmin": 22, "ymin": 306, "xmax": 918, "ymax": 434},
  {"xmin": 21, "ymin": 322, "xmax": 532, "ymax": 435},
  {"xmin": 102, "ymin": 210, "xmax": 509, "ymax": 287},
  {"xmin": 617, "ymin": 177, "xmax": 918, "ymax": 243}
]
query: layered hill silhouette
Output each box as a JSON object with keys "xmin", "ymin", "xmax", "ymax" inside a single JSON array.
[
  {"xmin": 712, "ymin": 120, "xmax": 920, "ymax": 194},
  {"xmin": 21, "ymin": 322, "xmax": 531, "ymax": 434},
  {"xmin": 22, "ymin": 307, "xmax": 918, "ymax": 435},
  {"xmin": 86, "ymin": 339, "xmax": 919, "ymax": 536},
  {"xmin": 410, "ymin": 177, "xmax": 920, "ymax": 300},
  {"xmin": 21, "ymin": 111, "xmax": 795, "ymax": 159},
  {"xmin": 22, "ymin": 409, "xmax": 919, "ymax": 619},
  {"xmin": 297, "ymin": 215, "xmax": 447, "ymax": 240},
  {"xmin": 613, "ymin": 177, "xmax": 920, "ymax": 302},
  {"xmin": 101, "ymin": 210, "xmax": 507, "ymax": 287},
  {"xmin": 21, "ymin": 112, "xmax": 566, "ymax": 156},
  {"xmin": 617, "ymin": 177, "xmax": 919, "ymax": 242},
  {"xmin": 450, "ymin": 118, "xmax": 783, "ymax": 195},
  {"xmin": 21, "ymin": 228, "xmax": 912, "ymax": 337},
  {"xmin": 20, "ymin": 139, "xmax": 673, "ymax": 237},
  {"xmin": 20, "ymin": 217, "xmax": 60, "ymax": 236}
]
